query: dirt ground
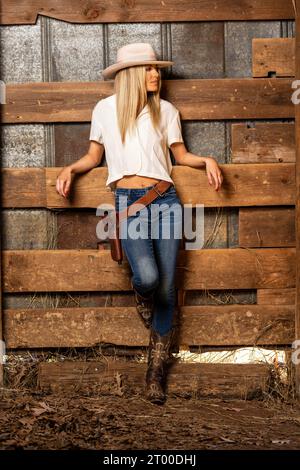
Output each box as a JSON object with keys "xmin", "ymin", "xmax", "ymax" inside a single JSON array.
[{"xmin": 1, "ymin": 389, "xmax": 300, "ymax": 451}]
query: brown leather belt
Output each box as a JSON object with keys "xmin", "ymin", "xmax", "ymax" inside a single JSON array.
[
  {"xmin": 102, "ymin": 180, "xmax": 174, "ymax": 264},
  {"xmin": 117, "ymin": 180, "xmax": 173, "ymax": 223}
]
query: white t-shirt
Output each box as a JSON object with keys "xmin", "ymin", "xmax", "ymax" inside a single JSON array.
[{"xmin": 89, "ymin": 93, "xmax": 184, "ymax": 190}]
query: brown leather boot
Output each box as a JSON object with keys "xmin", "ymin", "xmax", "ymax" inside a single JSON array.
[
  {"xmin": 131, "ymin": 279, "xmax": 154, "ymax": 329},
  {"xmin": 144, "ymin": 326, "xmax": 175, "ymax": 405}
]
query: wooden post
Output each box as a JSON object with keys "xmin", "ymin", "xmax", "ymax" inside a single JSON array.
[{"xmin": 295, "ymin": 0, "xmax": 300, "ymax": 398}]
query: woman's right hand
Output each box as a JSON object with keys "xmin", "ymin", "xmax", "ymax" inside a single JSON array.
[{"xmin": 56, "ymin": 166, "xmax": 75, "ymax": 198}]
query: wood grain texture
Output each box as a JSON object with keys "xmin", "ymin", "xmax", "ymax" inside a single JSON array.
[
  {"xmin": 257, "ymin": 288, "xmax": 295, "ymax": 305},
  {"xmin": 239, "ymin": 207, "xmax": 295, "ymax": 247},
  {"xmin": 1, "ymin": 164, "xmax": 296, "ymax": 208},
  {"xmin": 37, "ymin": 361, "xmax": 271, "ymax": 398},
  {"xmin": 2, "ymin": 168, "xmax": 46, "ymax": 208},
  {"xmin": 2, "ymin": 78, "xmax": 293, "ymax": 123},
  {"xmin": 231, "ymin": 122, "xmax": 295, "ymax": 163},
  {"xmin": 4, "ymin": 305, "xmax": 294, "ymax": 348},
  {"xmin": 294, "ymin": 0, "xmax": 300, "ymax": 399},
  {"xmin": 2, "ymin": 248, "xmax": 295, "ymax": 292},
  {"xmin": 0, "ymin": 0, "xmax": 295, "ymax": 25},
  {"xmin": 43, "ymin": 163, "xmax": 298, "ymax": 208},
  {"xmin": 252, "ymin": 38, "xmax": 295, "ymax": 77}
]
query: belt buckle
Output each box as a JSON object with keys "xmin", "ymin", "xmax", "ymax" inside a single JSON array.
[{"xmin": 153, "ymin": 184, "xmax": 165, "ymax": 197}]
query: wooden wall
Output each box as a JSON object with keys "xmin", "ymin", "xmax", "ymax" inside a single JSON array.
[{"xmin": 0, "ymin": 0, "xmax": 298, "ymax": 397}]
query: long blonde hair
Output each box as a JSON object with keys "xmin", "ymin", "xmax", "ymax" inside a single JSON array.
[{"xmin": 114, "ymin": 65, "xmax": 162, "ymax": 144}]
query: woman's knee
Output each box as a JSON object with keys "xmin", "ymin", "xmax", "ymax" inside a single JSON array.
[{"xmin": 133, "ymin": 269, "xmax": 159, "ymax": 293}]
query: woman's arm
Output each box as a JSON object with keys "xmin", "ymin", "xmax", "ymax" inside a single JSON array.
[
  {"xmin": 170, "ymin": 142, "xmax": 223, "ymax": 191},
  {"xmin": 170, "ymin": 142, "xmax": 206, "ymax": 168},
  {"xmin": 56, "ymin": 141, "xmax": 104, "ymax": 198}
]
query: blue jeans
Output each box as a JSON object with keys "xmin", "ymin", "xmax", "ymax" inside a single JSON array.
[{"xmin": 114, "ymin": 183, "xmax": 183, "ymax": 336}]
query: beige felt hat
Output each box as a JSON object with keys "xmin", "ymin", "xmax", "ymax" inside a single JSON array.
[{"xmin": 102, "ymin": 42, "xmax": 174, "ymax": 79}]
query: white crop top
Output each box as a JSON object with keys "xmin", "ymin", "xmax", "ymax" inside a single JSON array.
[{"xmin": 89, "ymin": 93, "xmax": 184, "ymax": 190}]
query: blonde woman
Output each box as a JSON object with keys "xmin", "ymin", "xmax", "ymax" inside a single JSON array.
[{"xmin": 56, "ymin": 43, "xmax": 223, "ymax": 405}]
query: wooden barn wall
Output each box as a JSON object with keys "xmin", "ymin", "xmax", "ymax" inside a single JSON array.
[{"xmin": 0, "ymin": 13, "xmax": 295, "ymax": 354}]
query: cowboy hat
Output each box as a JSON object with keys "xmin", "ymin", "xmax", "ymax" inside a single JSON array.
[{"xmin": 102, "ymin": 42, "xmax": 174, "ymax": 79}]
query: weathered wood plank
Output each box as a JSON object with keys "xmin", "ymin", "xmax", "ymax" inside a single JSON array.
[
  {"xmin": 295, "ymin": 0, "xmax": 300, "ymax": 400},
  {"xmin": 37, "ymin": 360, "xmax": 271, "ymax": 399},
  {"xmin": 39, "ymin": 361, "xmax": 272, "ymax": 398},
  {"xmin": 1, "ymin": 163, "xmax": 296, "ymax": 208},
  {"xmin": 239, "ymin": 208, "xmax": 295, "ymax": 247},
  {"xmin": 0, "ymin": 0, "xmax": 295, "ymax": 25},
  {"xmin": 257, "ymin": 288, "xmax": 295, "ymax": 305},
  {"xmin": 231, "ymin": 122, "xmax": 295, "ymax": 163},
  {"xmin": 1, "ymin": 168, "xmax": 46, "ymax": 208},
  {"xmin": 252, "ymin": 38, "xmax": 295, "ymax": 77},
  {"xmin": 2, "ymin": 248, "xmax": 295, "ymax": 293},
  {"xmin": 2, "ymin": 78, "xmax": 293, "ymax": 123},
  {"xmin": 4, "ymin": 305, "xmax": 294, "ymax": 348}
]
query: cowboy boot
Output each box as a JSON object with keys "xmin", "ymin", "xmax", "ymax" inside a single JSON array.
[
  {"xmin": 144, "ymin": 326, "xmax": 175, "ymax": 405},
  {"xmin": 131, "ymin": 279, "xmax": 154, "ymax": 329}
]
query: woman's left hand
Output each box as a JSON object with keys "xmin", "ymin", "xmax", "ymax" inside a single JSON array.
[{"xmin": 204, "ymin": 157, "xmax": 223, "ymax": 191}]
